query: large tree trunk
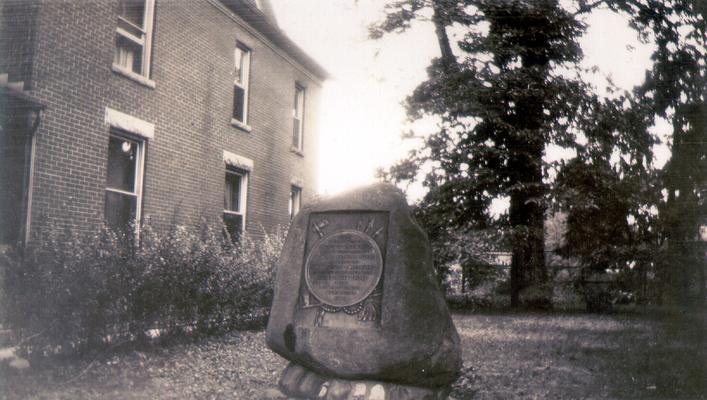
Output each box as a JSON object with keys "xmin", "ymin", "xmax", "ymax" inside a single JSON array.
[
  {"xmin": 509, "ymin": 152, "xmax": 549, "ymax": 308},
  {"xmin": 509, "ymin": 22, "xmax": 551, "ymax": 308}
]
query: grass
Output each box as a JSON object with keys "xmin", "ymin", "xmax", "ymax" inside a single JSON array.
[
  {"xmin": 451, "ymin": 310, "xmax": 706, "ymax": 399},
  {"xmin": 1, "ymin": 310, "xmax": 704, "ymax": 399}
]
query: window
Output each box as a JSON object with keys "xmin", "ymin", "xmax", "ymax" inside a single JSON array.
[
  {"xmin": 224, "ymin": 167, "xmax": 248, "ymax": 240},
  {"xmin": 114, "ymin": 0, "xmax": 155, "ymax": 78},
  {"xmin": 232, "ymin": 44, "xmax": 251, "ymax": 124},
  {"xmin": 292, "ymin": 85, "xmax": 305, "ymax": 151},
  {"xmin": 105, "ymin": 132, "xmax": 145, "ymax": 232},
  {"xmin": 289, "ymin": 186, "xmax": 302, "ymax": 220}
]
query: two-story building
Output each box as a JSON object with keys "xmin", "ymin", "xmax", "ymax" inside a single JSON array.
[{"xmin": 0, "ymin": 0, "xmax": 327, "ymax": 245}]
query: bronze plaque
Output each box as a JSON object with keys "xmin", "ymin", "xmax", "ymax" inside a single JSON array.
[{"xmin": 304, "ymin": 230, "xmax": 383, "ymax": 307}]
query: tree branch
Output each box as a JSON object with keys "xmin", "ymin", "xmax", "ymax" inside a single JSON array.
[
  {"xmin": 573, "ymin": 0, "xmax": 608, "ymax": 16},
  {"xmin": 431, "ymin": 1, "xmax": 458, "ymax": 72}
]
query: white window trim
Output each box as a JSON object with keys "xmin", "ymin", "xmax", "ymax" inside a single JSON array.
[
  {"xmin": 230, "ymin": 117, "xmax": 252, "ymax": 132},
  {"xmin": 104, "ymin": 107, "xmax": 155, "ymax": 139},
  {"xmin": 118, "ymin": 15, "xmax": 146, "ymax": 36},
  {"xmin": 103, "ymin": 108, "xmax": 151, "ymax": 235},
  {"xmin": 223, "ymin": 150, "xmax": 253, "ymax": 171},
  {"xmin": 233, "ymin": 43, "xmax": 251, "ymax": 125},
  {"xmin": 289, "ymin": 185, "xmax": 302, "ymax": 220},
  {"xmin": 223, "ymin": 151, "xmax": 253, "ymax": 233},
  {"xmin": 106, "ymin": 131, "xmax": 146, "ymax": 231},
  {"xmin": 224, "ymin": 168, "xmax": 248, "ymax": 233},
  {"xmin": 116, "ymin": 26, "xmax": 145, "ymax": 46},
  {"xmin": 111, "ymin": 63, "xmax": 156, "ymax": 88},
  {"xmin": 293, "ymin": 85, "xmax": 305, "ymax": 152},
  {"xmin": 23, "ymin": 132, "xmax": 37, "ymax": 245},
  {"xmin": 114, "ymin": 0, "xmax": 155, "ymax": 80}
]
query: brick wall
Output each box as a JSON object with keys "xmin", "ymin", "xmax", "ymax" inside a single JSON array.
[{"xmin": 16, "ymin": 0, "xmax": 321, "ymax": 241}]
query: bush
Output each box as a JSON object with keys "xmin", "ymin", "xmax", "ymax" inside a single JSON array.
[
  {"xmin": 445, "ymin": 265, "xmax": 511, "ymax": 310},
  {"xmin": 0, "ymin": 221, "xmax": 285, "ymax": 358}
]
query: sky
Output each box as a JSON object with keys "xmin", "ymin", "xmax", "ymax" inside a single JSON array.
[{"xmin": 269, "ymin": 0, "xmax": 669, "ymax": 198}]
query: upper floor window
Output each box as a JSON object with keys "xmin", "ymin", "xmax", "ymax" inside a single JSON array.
[
  {"xmin": 292, "ymin": 85, "xmax": 305, "ymax": 151},
  {"xmin": 114, "ymin": 0, "xmax": 155, "ymax": 78},
  {"xmin": 105, "ymin": 132, "xmax": 145, "ymax": 233},
  {"xmin": 233, "ymin": 43, "xmax": 251, "ymax": 125}
]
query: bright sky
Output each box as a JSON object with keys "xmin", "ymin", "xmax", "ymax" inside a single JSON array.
[{"xmin": 270, "ymin": 1, "xmax": 669, "ymax": 197}]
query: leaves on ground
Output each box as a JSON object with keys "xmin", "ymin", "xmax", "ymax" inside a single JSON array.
[{"xmin": 0, "ymin": 331, "xmax": 286, "ymax": 400}]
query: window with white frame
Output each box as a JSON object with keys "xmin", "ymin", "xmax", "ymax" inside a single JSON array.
[
  {"xmin": 232, "ymin": 43, "xmax": 251, "ymax": 124},
  {"xmin": 289, "ymin": 185, "xmax": 302, "ymax": 220},
  {"xmin": 224, "ymin": 167, "xmax": 248, "ymax": 240},
  {"xmin": 292, "ymin": 85, "xmax": 305, "ymax": 151},
  {"xmin": 105, "ymin": 132, "xmax": 145, "ymax": 232},
  {"xmin": 114, "ymin": 0, "xmax": 155, "ymax": 78}
]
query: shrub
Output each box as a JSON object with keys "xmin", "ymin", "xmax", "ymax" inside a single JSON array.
[
  {"xmin": 0, "ymin": 221, "xmax": 285, "ymax": 358},
  {"xmin": 445, "ymin": 264, "xmax": 511, "ymax": 310}
]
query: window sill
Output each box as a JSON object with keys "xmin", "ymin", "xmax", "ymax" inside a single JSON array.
[
  {"xmin": 290, "ymin": 147, "xmax": 304, "ymax": 157},
  {"xmin": 112, "ymin": 64, "xmax": 156, "ymax": 89},
  {"xmin": 231, "ymin": 118, "xmax": 252, "ymax": 132}
]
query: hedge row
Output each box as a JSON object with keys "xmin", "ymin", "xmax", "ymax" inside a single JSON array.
[{"xmin": 0, "ymin": 222, "xmax": 284, "ymax": 357}]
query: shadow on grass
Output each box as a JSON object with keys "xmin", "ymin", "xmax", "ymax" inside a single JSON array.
[
  {"xmin": 451, "ymin": 308, "xmax": 706, "ymax": 399},
  {"xmin": 593, "ymin": 310, "xmax": 706, "ymax": 399}
]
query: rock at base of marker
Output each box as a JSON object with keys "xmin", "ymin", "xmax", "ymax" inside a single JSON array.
[
  {"xmin": 274, "ymin": 362, "xmax": 451, "ymax": 400},
  {"xmin": 262, "ymin": 387, "xmax": 289, "ymax": 400}
]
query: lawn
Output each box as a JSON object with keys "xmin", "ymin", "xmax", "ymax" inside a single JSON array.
[
  {"xmin": 1, "ymin": 310, "xmax": 704, "ymax": 399},
  {"xmin": 451, "ymin": 310, "xmax": 706, "ymax": 399}
]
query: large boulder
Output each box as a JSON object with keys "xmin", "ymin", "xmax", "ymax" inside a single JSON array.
[{"xmin": 266, "ymin": 183, "xmax": 462, "ymax": 389}]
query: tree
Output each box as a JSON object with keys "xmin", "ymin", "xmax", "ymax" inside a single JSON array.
[
  {"xmin": 622, "ymin": 0, "xmax": 707, "ymax": 305},
  {"xmin": 552, "ymin": 1, "xmax": 706, "ymax": 306},
  {"xmin": 554, "ymin": 156, "xmax": 661, "ymax": 308},
  {"xmin": 373, "ymin": 0, "xmax": 657, "ymax": 308}
]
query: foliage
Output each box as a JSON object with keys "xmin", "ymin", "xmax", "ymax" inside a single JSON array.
[
  {"xmin": 373, "ymin": 0, "xmax": 650, "ymax": 308},
  {"xmin": 445, "ymin": 275, "xmax": 511, "ymax": 310},
  {"xmin": 373, "ymin": 0, "xmax": 706, "ymax": 308},
  {"xmin": 0, "ymin": 221, "xmax": 285, "ymax": 358},
  {"xmin": 416, "ymin": 201, "xmax": 507, "ymax": 285},
  {"xmin": 631, "ymin": 0, "xmax": 707, "ymax": 306},
  {"xmin": 435, "ymin": 227, "xmax": 513, "ymax": 309},
  {"xmin": 580, "ymin": 0, "xmax": 707, "ymax": 302}
]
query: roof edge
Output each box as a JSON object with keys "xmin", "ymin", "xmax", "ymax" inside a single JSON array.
[
  {"xmin": 218, "ymin": 0, "xmax": 330, "ymax": 81},
  {"xmin": 0, "ymin": 86, "xmax": 45, "ymax": 111}
]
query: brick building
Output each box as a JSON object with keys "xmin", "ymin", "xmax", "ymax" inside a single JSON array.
[{"xmin": 0, "ymin": 0, "xmax": 327, "ymax": 246}]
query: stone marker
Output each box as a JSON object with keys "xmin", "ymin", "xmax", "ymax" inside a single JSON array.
[{"xmin": 266, "ymin": 183, "xmax": 462, "ymax": 400}]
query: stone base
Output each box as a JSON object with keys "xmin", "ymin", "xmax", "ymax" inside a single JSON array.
[{"xmin": 268, "ymin": 362, "xmax": 451, "ymax": 400}]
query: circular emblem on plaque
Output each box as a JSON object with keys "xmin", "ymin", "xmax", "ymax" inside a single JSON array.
[{"xmin": 305, "ymin": 230, "xmax": 383, "ymax": 308}]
